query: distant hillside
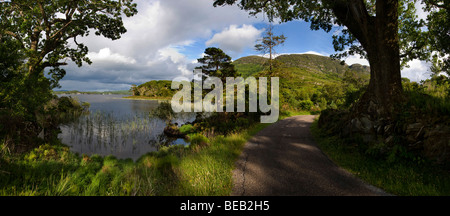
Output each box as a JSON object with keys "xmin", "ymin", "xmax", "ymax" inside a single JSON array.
[
  {"xmin": 131, "ymin": 80, "xmax": 176, "ymax": 98},
  {"xmin": 133, "ymin": 54, "xmax": 371, "ymax": 111},
  {"xmin": 349, "ymin": 63, "xmax": 371, "ymax": 74},
  {"xmin": 233, "ymin": 56, "xmax": 267, "ymax": 78},
  {"xmin": 233, "ymin": 54, "xmax": 370, "ymax": 78},
  {"xmin": 233, "ymin": 53, "xmax": 371, "ymax": 111}
]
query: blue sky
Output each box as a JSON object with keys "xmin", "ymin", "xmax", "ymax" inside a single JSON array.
[{"xmin": 57, "ymin": 0, "xmax": 431, "ymax": 91}]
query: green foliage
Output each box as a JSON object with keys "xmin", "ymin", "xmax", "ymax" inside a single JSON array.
[
  {"xmin": 133, "ymin": 80, "xmax": 176, "ymax": 98},
  {"xmin": 179, "ymin": 124, "xmax": 195, "ymax": 134},
  {"xmin": 188, "ymin": 134, "xmax": 210, "ymax": 149},
  {"xmin": 254, "ymin": 24, "xmax": 286, "ymax": 71},
  {"xmin": 232, "ymin": 53, "xmax": 370, "ymax": 112},
  {"xmin": 0, "ymin": 0, "xmax": 137, "ymax": 77},
  {"xmin": 311, "ymin": 121, "xmax": 450, "ymax": 195},
  {"xmin": 402, "ymin": 75, "xmax": 450, "ymax": 115},
  {"xmin": 196, "ymin": 47, "xmax": 238, "ymax": 80},
  {"xmin": 318, "ymin": 75, "xmax": 450, "ymax": 171},
  {"xmin": 0, "ymin": 0, "xmax": 137, "ymax": 149},
  {"xmin": 194, "ymin": 112, "xmax": 258, "ymax": 136},
  {"xmin": 233, "ymin": 62, "xmax": 266, "ymax": 78},
  {"xmin": 0, "ymin": 122, "xmax": 271, "ymax": 196},
  {"xmin": 423, "ymin": 0, "xmax": 450, "ymax": 75},
  {"xmin": 299, "ymin": 100, "xmax": 314, "ymax": 110},
  {"xmin": 215, "ymin": 0, "xmax": 448, "ymax": 77}
]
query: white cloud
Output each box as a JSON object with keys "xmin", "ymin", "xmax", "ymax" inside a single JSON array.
[
  {"xmin": 206, "ymin": 24, "xmax": 264, "ymax": 56},
  {"xmin": 58, "ymin": 80, "xmax": 133, "ymax": 92},
  {"xmin": 415, "ymin": 1, "xmax": 428, "ymax": 21},
  {"xmin": 343, "ymin": 54, "xmax": 370, "ymax": 66},
  {"xmin": 156, "ymin": 46, "xmax": 188, "ymax": 64},
  {"xmin": 87, "ymin": 48, "xmax": 136, "ymax": 65},
  {"xmin": 59, "ymin": 0, "xmax": 261, "ymax": 91},
  {"xmin": 401, "ymin": 59, "xmax": 432, "ymax": 82},
  {"xmin": 300, "ymin": 51, "xmax": 329, "ymax": 56}
]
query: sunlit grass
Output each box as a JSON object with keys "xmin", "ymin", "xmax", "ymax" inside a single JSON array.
[
  {"xmin": 310, "ymin": 120, "xmax": 450, "ymax": 196},
  {"xmin": 0, "ymin": 122, "xmax": 270, "ymax": 196}
]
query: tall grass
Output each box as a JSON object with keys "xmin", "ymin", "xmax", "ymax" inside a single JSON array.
[
  {"xmin": 59, "ymin": 110, "xmax": 172, "ymax": 160},
  {"xmin": 0, "ymin": 122, "xmax": 270, "ymax": 196},
  {"xmin": 310, "ymin": 121, "xmax": 450, "ymax": 196}
]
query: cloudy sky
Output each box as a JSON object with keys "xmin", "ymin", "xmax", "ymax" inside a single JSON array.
[{"xmin": 57, "ymin": 0, "xmax": 432, "ymax": 91}]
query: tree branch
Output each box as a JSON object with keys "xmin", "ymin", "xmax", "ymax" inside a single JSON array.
[
  {"xmin": 3, "ymin": 31, "xmax": 26, "ymax": 50},
  {"xmin": 38, "ymin": 1, "xmax": 51, "ymax": 40},
  {"xmin": 325, "ymin": 0, "xmax": 373, "ymax": 49},
  {"xmin": 41, "ymin": 62, "xmax": 68, "ymax": 68}
]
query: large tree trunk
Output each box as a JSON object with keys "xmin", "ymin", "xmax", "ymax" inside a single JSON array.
[
  {"xmin": 325, "ymin": 0, "xmax": 404, "ymax": 139},
  {"xmin": 355, "ymin": 0, "xmax": 403, "ymax": 120},
  {"xmin": 332, "ymin": 0, "xmax": 403, "ymax": 119}
]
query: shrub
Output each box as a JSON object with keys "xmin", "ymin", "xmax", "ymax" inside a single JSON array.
[
  {"xmin": 179, "ymin": 124, "xmax": 194, "ymax": 134},
  {"xmin": 299, "ymin": 100, "xmax": 314, "ymax": 110},
  {"xmin": 188, "ymin": 134, "xmax": 210, "ymax": 149}
]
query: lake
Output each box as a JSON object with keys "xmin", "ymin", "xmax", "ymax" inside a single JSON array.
[{"xmin": 57, "ymin": 94, "xmax": 195, "ymax": 161}]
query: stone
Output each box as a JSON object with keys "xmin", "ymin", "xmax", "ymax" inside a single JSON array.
[
  {"xmin": 360, "ymin": 116, "xmax": 373, "ymax": 130},
  {"xmin": 384, "ymin": 125, "xmax": 392, "ymax": 134},
  {"xmin": 406, "ymin": 122, "xmax": 424, "ymax": 134},
  {"xmin": 385, "ymin": 135, "xmax": 394, "ymax": 144}
]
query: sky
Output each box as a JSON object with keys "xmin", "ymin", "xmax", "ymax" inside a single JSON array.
[{"xmin": 57, "ymin": 0, "xmax": 433, "ymax": 92}]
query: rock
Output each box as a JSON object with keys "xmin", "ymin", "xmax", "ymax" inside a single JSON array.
[
  {"xmin": 422, "ymin": 125, "xmax": 450, "ymax": 163},
  {"xmin": 360, "ymin": 116, "xmax": 373, "ymax": 133},
  {"xmin": 350, "ymin": 118, "xmax": 362, "ymax": 132},
  {"xmin": 384, "ymin": 124, "xmax": 393, "ymax": 134},
  {"xmin": 406, "ymin": 122, "xmax": 423, "ymax": 134},
  {"xmin": 385, "ymin": 135, "xmax": 394, "ymax": 144},
  {"xmin": 415, "ymin": 125, "xmax": 425, "ymax": 139}
]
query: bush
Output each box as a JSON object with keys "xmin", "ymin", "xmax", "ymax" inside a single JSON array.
[
  {"xmin": 188, "ymin": 134, "xmax": 210, "ymax": 149},
  {"xmin": 179, "ymin": 124, "xmax": 194, "ymax": 134},
  {"xmin": 299, "ymin": 100, "xmax": 314, "ymax": 110}
]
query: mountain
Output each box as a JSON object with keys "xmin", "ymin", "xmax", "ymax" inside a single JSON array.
[
  {"xmin": 233, "ymin": 54, "xmax": 371, "ymax": 111},
  {"xmin": 133, "ymin": 54, "xmax": 371, "ymax": 112},
  {"xmin": 233, "ymin": 54, "xmax": 370, "ymax": 78},
  {"xmin": 349, "ymin": 63, "xmax": 371, "ymax": 74}
]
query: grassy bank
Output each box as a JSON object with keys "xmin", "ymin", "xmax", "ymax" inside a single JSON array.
[
  {"xmin": 0, "ymin": 123, "xmax": 269, "ymax": 196},
  {"xmin": 310, "ymin": 120, "xmax": 450, "ymax": 196}
]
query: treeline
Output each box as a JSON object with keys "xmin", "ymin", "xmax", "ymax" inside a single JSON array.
[{"xmin": 130, "ymin": 80, "xmax": 176, "ymax": 98}]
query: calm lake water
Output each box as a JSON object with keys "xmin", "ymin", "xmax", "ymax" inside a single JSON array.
[{"xmin": 57, "ymin": 94, "xmax": 195, "ymax": 161}]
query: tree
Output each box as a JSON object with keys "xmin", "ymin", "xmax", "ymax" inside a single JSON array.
[
  {"xmin": 423, "ymin": 0, "xmax": 450, "ymax": 76},
  {"xmin": 0, "ymin": 0, "xmax": 137, "ymax": 146},
  {"xmin": 196, "ymin": 47, "xmax": 238, "ymax": 81},
  {"xmin": 0, "ymin": 0, "xmax": 137, "ymax": 86},
  {"xmin": 254, "ymin": 24, "xmax": 286, "ymax": 71},
  {"xmin": 213, "ymin": 0, "xmax": 445, "ymax": 121}
]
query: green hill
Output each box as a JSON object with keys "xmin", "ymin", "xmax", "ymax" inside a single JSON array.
[
  {"xmin": 233, "ymin": 54, "xmax": 370, "ymax": 78},
  {"xmin": 233, "ymin": 56, "xmax": 267, "ymax": 78},
  {"xmin": 133, "ymin": 54, "xmax": 371, "ymax": 112},
  {"xmin": 233, "ymin": 54, "xmax": 370, "ymax": 112},
  {"xmin": 131, "ymin": 80, "xmax": 176, "ymax": 98}
]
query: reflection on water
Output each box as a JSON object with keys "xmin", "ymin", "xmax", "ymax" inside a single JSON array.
[{"xmin": 57, "ymin": 94, "xmax": 195, "ymax": 161}]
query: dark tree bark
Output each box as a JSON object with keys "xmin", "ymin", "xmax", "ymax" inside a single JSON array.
[{"xmin": 330, "ymin": 0, "xmax": 403, "ymax": 120}]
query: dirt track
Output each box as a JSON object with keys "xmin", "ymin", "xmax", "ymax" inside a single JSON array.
[{"xmin": 232, "ymin": 115, "xmax": 389, "ymax": 196}]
